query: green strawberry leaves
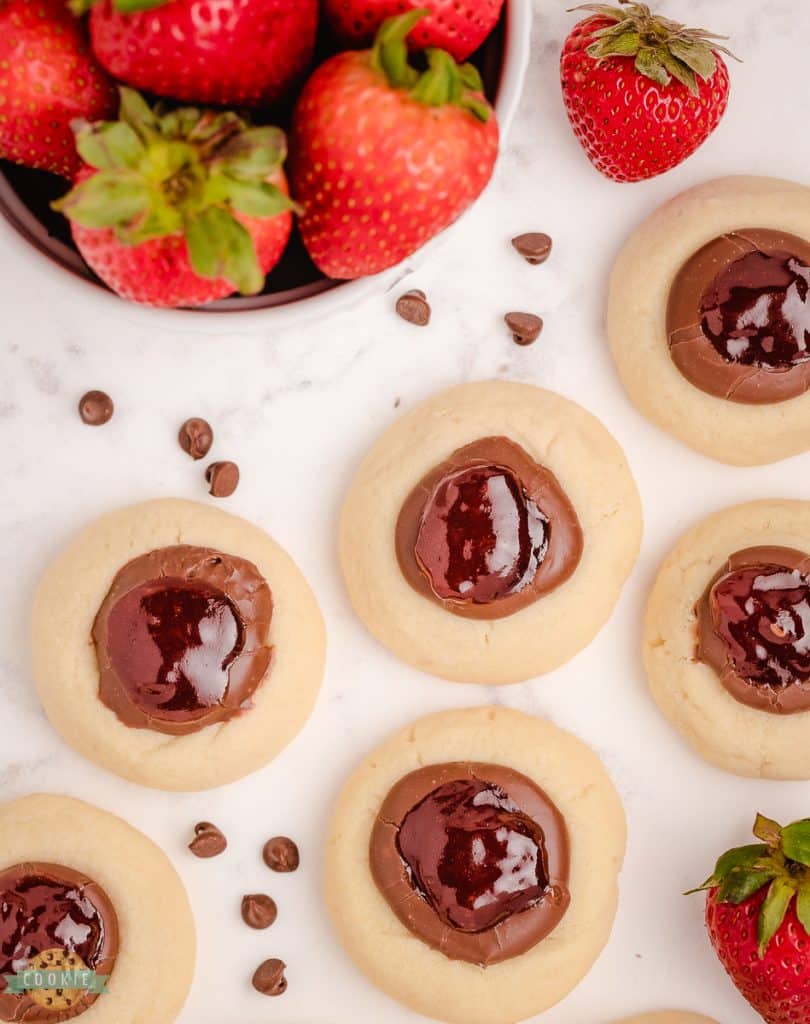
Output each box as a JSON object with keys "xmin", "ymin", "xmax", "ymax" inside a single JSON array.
[
  {"xmin": 214, "ymin": 127, "xmax": 288, "ymax": 180},
  {"xmin": 782, "ymin": 820, "xmax": 810, "ymax": 865},
  {"xmin": 690, "ymin": 814, "xmax": 810, "ymax": 960},
  {"xmin": 371, "ymin": 11, "xmax": 492, "ymax": 122},
  {"xmin": 759, "ymin": 878, "xmax": 795, "ymax": 956},
  {"xmin": 74, "ymin": 121, "xmax": 145, "ymax": 171},
  {"xmin": 56, "ymin": 171, "xmax": 151, "ymax": 227},
  {"xmin": 54, "ymin": 87, "xmax": 294, "ymax": 295},
  {"xmin": 70, "ymin": 0, "xmax": 169, "ymax": 14},
  {"xmin": 185, "ymin": 207, "xmax": 263, "ymax": 297},
  {"xmin": 570, "ymin": 1, "xmax": 738, "ymax": 97}
]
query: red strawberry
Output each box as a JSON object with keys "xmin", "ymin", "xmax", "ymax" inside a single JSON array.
[
  {"xmin": 322, "ymin": 0, "xmax": 505, "ymax": 62},
  {"xmin": 691, "ymin": 813, "xmax": 810, "ymax": 1023},
  {"xmin": 74, "ymin": 0, "xmax": 318, "ymax": 108},
  {"xmin": 290, "ymin": 11, "xmax": 499, "ymax": 280},
  {"xmin": 53, "ymin": 89, "xmax": 294, "ymax": 307},
  {"xmin": 0, "ymin": 0, "xmax": 117, "ymax": 178},
  {"xmin": 560, "ymin": 2, "xmax": 734, "ymax": 183}
]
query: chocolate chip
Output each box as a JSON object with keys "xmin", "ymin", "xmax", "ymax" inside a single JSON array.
[
  {"xmin": 263, "ymin": 836, "xmax": 299, "ymax": 873},
  {"xmin": 241, "ymin": 894, "xmax": 277, "ymax": 930},
  {"xmin": 78, "ymin": 390, "xmax": 114, "ymax": 426},
  {"xmin": 188, "ymin": 821, "xmax": 227, "ymax": 858},
  {"xmin": 178, "ymin": 418, "xmax": 214, "ymax": 460},
  {"xmin": 396, "ymin": 289, "xmax": 431, "ymax": 326},
  {"xmin": 505, "ymin": 312, "xmax": 544, "ymax": 346},
  {"xmin": 252, "ymin": 958, "xmax": 287, "ymax": 997},
  {"xmin": 206, "ymin": 460, "xmax": 239, "ymax": 498},
  {"xmin": 511, "ymin": 232, "xmax": 552, "ymax": 265}
]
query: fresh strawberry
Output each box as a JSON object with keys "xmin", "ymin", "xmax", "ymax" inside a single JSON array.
[
  {"xmin": 322, "ymin": 0, "xmax": 505, "ymax": 62},
  {"xmin": 73, "ymin": 0, "xmax": 318, "ymax": 108},
  {"xmin": 560, "ymin": 2, "xmax": 734, "ymax": 183},
  {"xmin": 290, "ymin": 11, "xmax": 499, "ymax": 280},
  {"xmin": 0, "ymin": 0, "xmax": 117, "ymax": 178},
  {"xmin": 53, "ymin": 89, "xmax": 295, "ymax": 307},
  {"xmin": 691, "ymin": 813, "xmax": 810, "ymax": 1023}
]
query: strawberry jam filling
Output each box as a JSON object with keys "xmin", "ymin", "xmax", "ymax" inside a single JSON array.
[
  {"xmin": 0, "ymin": 863, "xmax": 118, "ymax": 1021},
  {"xmin": 105, "ymin": 580, "xmax": 245, "ymax": 721},
  {"xmin": 414, "ymin": 464, "xmax": 548, "ymax": 605},
  {"xmin": 370, "ymin": 763, "xmax": 570, "ymax": 966},
  {"xmin": 667, "ymin": 230, "xmax": 810, "ymax": 404},
  {"xmin": 697, "ymin": 546, "xmax": 810, "ymax": 714},
  {"xmin": 93, "ymin": 545, "xmax": 273, "ymax": 736},
  {"xmin": 397, "ymin": 778, "xmax": 550, "ymax": 933},
  {"xmin": 701, "ymin": 249, "xmax": 810, "ymax": 369},
  {"xmin": 396, "ymin": 437, "xmax": 583, "ymax": 621}
]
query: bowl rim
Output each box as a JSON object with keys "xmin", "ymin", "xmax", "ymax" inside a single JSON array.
[{"xmin": 0, "ymin": 0, "xmax": 532, "ymax": 333}]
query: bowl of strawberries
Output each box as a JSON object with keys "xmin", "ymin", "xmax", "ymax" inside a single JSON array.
[{"xmin": 0, "ymin": 0, "xmax": 531, "ymax": 323}]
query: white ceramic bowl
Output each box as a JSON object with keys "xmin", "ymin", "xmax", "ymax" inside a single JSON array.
[{"xmin": 0, "ymin": 0, "xmax": 531, "ymax": 331}]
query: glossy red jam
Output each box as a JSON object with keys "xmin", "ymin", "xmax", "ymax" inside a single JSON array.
[
  {"xmin": 710, "ymin": 563, "xmax": 810, "ymax": 688},
  {"xmin": 105, "ymin": 578, "xmax": 245, "ymax": 723},
  {"xmin": 0, "ymin": 870, "xmax": 107, "ymax": 977},
  {"xmin": 397, "ymin": 779, "xmax": 550, "ymax": 933},
  {"xmin": 414, "ymin": 464, "xmax": 548, "ymax": 605},
  {"xmin": 701, "ymin": 250, "xmax": 810, "ymax": 368}
]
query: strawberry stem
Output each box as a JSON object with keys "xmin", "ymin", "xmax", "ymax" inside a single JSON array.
[{"xmin": 370, "ymin": 11, "xmax": 491, "ymax": 121}]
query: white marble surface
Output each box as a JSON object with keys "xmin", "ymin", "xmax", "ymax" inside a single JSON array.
[{"xmin": 1, "ymin": 1, "xmax": 810, "ymax": 1021}]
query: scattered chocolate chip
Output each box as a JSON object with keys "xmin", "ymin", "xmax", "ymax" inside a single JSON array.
[
  {"xmin": 252, "ymin": 958, "xmax": 287, "ymax": 997},
  {"xmin": 206, "ymin": 460, "xmax": 239, "ymax": 498},
  {"xmin": 505, "ymin": 312, "xmax": 544, "ymax": 346},
  {"xmin": 178, "ymin": 417, "xmax": 214, "ymax": 460},
  {"xmin": 188, "ymin": 821, "xmax": 227, "ymax": 858},
  {"xmin": 511, "ymin": 232, "xmax": 553, "ymax": 265},
  {"xmin": 78, "ymin": 390, "xmax": 114, "ymax": 426},
  {"xmin": 241, "ymin": 894, "xmax": 278, "ymax": 930},
  {"xmin": 263, "ymin": 836, "xmax": 299, "ymax": 873},
  {"xmin": 395, "ymin": 289, "xmax": 431, "ymax": 326}
]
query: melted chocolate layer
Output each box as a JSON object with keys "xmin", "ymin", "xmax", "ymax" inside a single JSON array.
[
  {"xmin": 396, "ymin": 438, "xmax": 583, "ymax": 620},
  {"xmin": 93, "ymin": 545, "xmax": 273, "ymax": 736},
  {"xmin": 667, "ymin": 229, "xmax": 810, "ymax": 404},
  {"xmin": 370, "ymin": 763, "xmax": 570, "ymax": 966},
  {"xmin": 0, "ymin": 863, "xmax": 118, "ymax": 1023},
  {"xmin": 697, "ymin": 546, "xmax": 810, "ymax": 713}
]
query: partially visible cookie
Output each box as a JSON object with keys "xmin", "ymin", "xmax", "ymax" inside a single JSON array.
[
  {"xmin": 340, "ymin": 381, "xmax": 642, "ymax": 684},
  {"xmin": 32, "ymin": 499, "xmax": 326, "ymax": 790},
  {"xmin": 645, "ymin": 499, "xmax": 810, "ymax": 778},
  {"xmin": 608, "ymin": 176, "xmax": 810, "ymax": 465},
  {"xmin": 325, "ymin": 707, "xmax": 626, "ymax": 1024},
  {"xmin": 0, "ymin": 794, "xmax": 194, "ymax": 1023}
]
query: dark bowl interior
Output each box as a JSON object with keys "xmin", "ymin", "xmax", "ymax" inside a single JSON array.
[{"xmin": 0, "ymin": 10, "xmax": 507, "ymax": 313}]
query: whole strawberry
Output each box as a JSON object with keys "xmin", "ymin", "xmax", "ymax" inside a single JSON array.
[
  {"xmin": 54, "ymin": 89, "xmax": 294, "ymax": 307},
  {"xmin": 560, "ymin": 2, "xmax": 734, "ymax": 183},
  {"xmin": 0, "ymin": 0, "xmax": 117, "ymax": 178},
  {"xmin": 691, "ymin": 813, "xmax": 810, "ymax": 1023},
  {"xmin": 322, "ymin": 0, "xmax": 505, "ymax": 62},
  {"xmin": 290, "ymin": 10, "xmax": 499, "ymax": 280},
  {"xmin": 74, "ymin": 0, "xmax": 317, "ymax": 108}
]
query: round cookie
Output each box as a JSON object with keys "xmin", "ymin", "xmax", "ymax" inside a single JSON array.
[
  {"xmin": 645, "ymin": 499, "xmax": 810, "ymax": 778},
  {"xmin": 0, "ymin": 793, "xmax": 194, "ymax": 1023},
  {"xmin": 339, "ymin": 381, "xmax": 642, "ymax": 684},
  {"xmin": 325, "ymin": 707, "xmax": 626, "ymax": 1024},
  {"xmin": 32, "ymin": 498, "xmax": 326, "ymax": 790},
  {"xmin": 613, "ymin": 1015, "xmax": 718, "ymax": 1024},
  {"xmin": 608, "ymin": 176, "xmax": 810, "ymax": 465}
]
